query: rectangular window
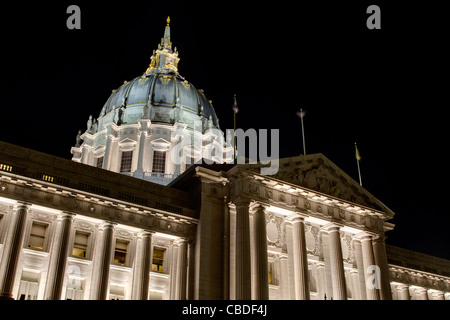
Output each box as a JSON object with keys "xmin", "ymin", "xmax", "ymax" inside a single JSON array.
[
  {"xmin": 120, "ymin": 151, "xmax": 133, "ymax": 173},
  {"xmin": 28, "ymin": 222, "xmax": 48, "ymax": 250},
  {"xmin": 65, "ymin": 279, "xmax": 84, "ymax": 300},
  {"xmin": 109, "ymin": 284, "xmax": 125, "ymax": 300},
  {"xmin": 268, "ymin": 261, "xmax": 278, "ymax": 285},
  {"xmin": 114, "ymin": 239, "xmax": 129, "ymax": 265},
  {"xmin": 17, "ymin": 271, "xmax": 40, "ymax": 300},
  {"xmin": 96, "ymin": 157, "xmax": 104, "ymax": 168},
  {"xmin": 152, "ymin": 151, "xmax": 166, "ymax": 173},
  {"xmin": 72, "ymin": 231, "xmax": 89, "ymax": 258},
  {"xmin": 152, "ymin": 247, "xmax": 165, "ymax": 272}
]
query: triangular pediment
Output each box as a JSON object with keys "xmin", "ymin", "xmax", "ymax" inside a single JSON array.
[
  {"xmin": 151, "ymin": 137, "xmax": 170, "ymax": 145},
  {"xmin": 118, "ymin": 138, "xmax": 137, "ymax": 145},
  {"xmin": 249, "ymin": 154, "xmax": 394, "ymax": 217}
]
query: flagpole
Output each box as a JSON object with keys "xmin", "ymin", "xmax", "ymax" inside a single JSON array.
[
  {"xmin": 233, "ymin": 94, "xmax": 237, "ymax": 160},
  {"xmin": 355, "ymin": 142, "xmax": 362, "ymax": 186},
  {"xmin": 300, "ymin": 108, "xmax": 306, "ymax": 155}
]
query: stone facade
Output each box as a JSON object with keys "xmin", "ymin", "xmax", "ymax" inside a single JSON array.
[{"xmin": 1, "ymin": 141, "xmax": 448, "ymax": 300}]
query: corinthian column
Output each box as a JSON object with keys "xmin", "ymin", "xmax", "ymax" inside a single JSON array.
[
  {"xmin": 132, "ymin": 231, "xmax": 153, "ymax": 300},
  {"xmin": 234, "ymin": 198, "xmax": 251, "ymax": 300},
  {"xmin": 0, "ymin": 202, "xmax": 31, "ymax": 300},
  {"xmin": 44, "ymin": 212, "xmax": 75, "ymax": 300},
  {"xmin": 359, "ymin": 233, "xmax": 380, "ymax": 300},
  {"xmin": 324, "ymin": 224, "xmax": 347, "ymax": 300},
  {"xmin": 291, "ymin": 216, "xmax": 309, "ymax": 300},
  {"xmin": 372, "ymin": 235, "xmax": 392, "ymax": 300},
  {"xmin": 90, "ymin": 221, "xmax": 115, "ymax": 300},
  {"xmin": 251, "ymin": 204, "xmax": 269, "ymax": 300}
]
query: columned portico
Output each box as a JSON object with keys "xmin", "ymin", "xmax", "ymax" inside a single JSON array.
[{"xmin": 0, "ymin": 202, "xmax": 31, "ymax": 300}]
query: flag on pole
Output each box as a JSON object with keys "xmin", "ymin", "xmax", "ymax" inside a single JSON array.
[
  {"xmin": 233, "ymin": 94, "xmax": 239, "ymax": 114},
  {"xmin": 354, "ymin": 142, "xmax": 362, "ymax": 186},
  {"xmin": 355, "ymin": 144, "xmax": 361, "ymax": 161}
]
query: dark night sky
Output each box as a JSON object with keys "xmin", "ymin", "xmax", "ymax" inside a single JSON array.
[{"xmin": 1, "ymin": 1, "xmax": 448, "ymax": 259}]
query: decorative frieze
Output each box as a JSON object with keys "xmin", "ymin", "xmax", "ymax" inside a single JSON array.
[
  {"xmin": 389, "ymin": 265, "xmax": 450, "ymax": 292},
  {"xmin": 243, "ymin": 179, "xmax": 384, "ymax": 233},
  {"xmin": 0, "ymin": 177, "xmax": 197, "ymax": 241}
]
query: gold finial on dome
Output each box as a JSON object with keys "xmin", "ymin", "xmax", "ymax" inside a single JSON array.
[{"xmin": 167, "ymin": 16, "xmax": 170, "ymax": 26}]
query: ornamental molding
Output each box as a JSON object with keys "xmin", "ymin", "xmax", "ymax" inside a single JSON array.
[
  {"xmin": 239, "ymin": 177, "xmax": 385, "ymax": 234},
  {"xmin": 0, "ymin": 175, "xmax": 197, "ymax": 240},
  {"xmin": 389, "ymin": 265, "xmax": 450, "ymax": 292}
]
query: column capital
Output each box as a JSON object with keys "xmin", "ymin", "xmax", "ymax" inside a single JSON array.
[
  {"xmin": 321, "ymin": 223, "xmax": 343, "ymax": 233},
  {"xmin": 174, "ymin": 237, "xmax": 189, "ymax": 245},
  {"xmin": 99, "ymin": 220, "xmax": 117, "ymax": 230},
  {"xmin": 371, "ymin": 233, "xmax": 386, "ymax": 243},
  {"xmin": 137, "ymin": 230, "xmax": 155, "ymax": 238},
  {"xmin": 232, "ymin": 196, "xmax": 252, "ymax": 208},
  {"xmin": 13, "ymin": 201, "xmax": 31, "ymax": 209},
  {"xmin": 59, "ymin": 211, "xmax": 76, "ymax": 220},
  {"xmin": 249, "ymin": 202, "xmax": 268, "ymax": 212},
  {"xmin": 354, "ymin": 231, "xmax": 375, "ymax": 241}
]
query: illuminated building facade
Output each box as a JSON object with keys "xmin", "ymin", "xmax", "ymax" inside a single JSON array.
[{"xmin": 0, "ymin": 19, "xmax": 449, "ymax": 300}]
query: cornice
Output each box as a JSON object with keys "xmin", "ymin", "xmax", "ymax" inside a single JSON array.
[{"xmin": 0, "ymin": 173, "xmax": 198, "ymax": 240}]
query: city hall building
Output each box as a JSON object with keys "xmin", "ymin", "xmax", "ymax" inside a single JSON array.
[{"xmin": 0, "ymin": 18, "xmax": 449, "ymax": 300}]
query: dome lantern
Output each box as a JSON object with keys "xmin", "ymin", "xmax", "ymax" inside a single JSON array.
[{"xmin": 145, "ymin": 16, "xmax": 179, "ymax": 75}]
